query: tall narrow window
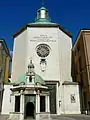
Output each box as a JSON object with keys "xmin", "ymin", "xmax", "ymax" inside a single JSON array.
[
  {"xmin": 40, "ymin": 96, "xmax": 45, "ymax": 112},
  {"xmin": 15, "ymin": 96, "xmax": 20, "ymax": 112}
]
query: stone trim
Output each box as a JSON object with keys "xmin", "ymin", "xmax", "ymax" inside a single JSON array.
[{"xmin": 62, "ymin": 81, "xmax": 79, "ymax": 85}]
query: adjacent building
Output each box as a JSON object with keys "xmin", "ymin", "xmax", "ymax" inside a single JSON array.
[
  {"xmin": 0, "ymin": 39, "xmax": 11, "ymax": 113},
  {"xmin": 72, "ymin": 30, "xmax": 90, "ymax": 113}
]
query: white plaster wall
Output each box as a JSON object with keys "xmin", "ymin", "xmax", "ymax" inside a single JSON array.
[
  {"xmin": 11, "ymin": 26, "xmax": 74, "ymax": 115},
  {"xmin": 11, "ymin": 30, "xmax": 27, "ymax": 82},
  {"xmin": 1, "ymin": 85, "xmax": 12, "ymax": 114},
  {"xmin": 61, "ymin": 85, "xmax": 81, "ymax": 114},
  {"xmin": 25, "ymin": 27, "xmax": 73, "ymax": 115},
  {"xmin": 25, "ymin": 27, "xmax": 61, "ymax": 81},
  {"xmin": 58, "ymin": 29, "xmax": 72, "ymax": 83},
  {"xmin": 55, "ymin": 28, "xmax": 72, "ymax": 115},
  {"xmin": 11, "ymin": 26, "xmax": 72, "ymax": 83}
]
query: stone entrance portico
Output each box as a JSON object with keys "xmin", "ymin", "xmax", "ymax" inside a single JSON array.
[{"xmin": 8, "ymin": 60, "xmax": 51, "ymax": 120}]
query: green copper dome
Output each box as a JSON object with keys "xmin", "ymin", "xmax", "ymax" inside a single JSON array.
[
  {"xmin": 12, "ymin": 73, "xmax": 45, "ymax": 85},
  {"xmin": 34, "ymin": 74, "xmax": 45, "ymax": 85},
  {"xmin": 11, "ymin": 74, "xmax": 26, "ymax": 85}
]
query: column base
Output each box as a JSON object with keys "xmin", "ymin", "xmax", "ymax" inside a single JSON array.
[
  {"xmin": 36, "ymin": 112, "xmax": 52, "ymax": 120},
  {"xmin": 8, "ymin": 112, "xmax": 24, "ymax": 120}
]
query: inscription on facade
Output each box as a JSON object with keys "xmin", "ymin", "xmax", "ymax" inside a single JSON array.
[{"xmin": 30, "ymin": 34, "xmax": 56, "ymax": 42}]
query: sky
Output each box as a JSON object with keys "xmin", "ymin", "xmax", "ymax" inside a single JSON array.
[{"xmin": 0, "ymin": 0, "xmax": 90, "ymax": 51}]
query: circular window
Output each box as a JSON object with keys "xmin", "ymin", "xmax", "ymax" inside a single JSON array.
[{"xmin": 36, "ymin": 44, "xmax": 50, "ymax": 57}]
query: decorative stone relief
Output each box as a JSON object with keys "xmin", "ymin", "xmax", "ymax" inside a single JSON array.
[{"xmin": 70, "ymin": 94, "xmax": 76, "ymax": 103}]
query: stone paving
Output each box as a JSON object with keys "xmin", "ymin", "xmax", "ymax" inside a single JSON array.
[
  {"xmin": 51, "ymin": 114, "xmax": 90, "ymax": 120},
  {"xmin": 0, "ymin": 115, "xmax": 9, "ymax": 120},
  {"xmin": 0, "ymin": 114, "xmax": 90, "ymax": 120}
]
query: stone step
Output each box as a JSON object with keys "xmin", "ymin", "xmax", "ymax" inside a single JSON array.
[
  {"xmin": 24, "ymin": 117, "xmax": 35, "ymax": 120},
  {"xmin": 24, "ymin": 118, "xmax": 35, "ymax": 120},
  {"xmin": 24, "ymin": 119, "xmax": 35, "ymax": 120},
  {"xmin": 0, "ymin": 114, "xmax": 9, "ymax": 120}
]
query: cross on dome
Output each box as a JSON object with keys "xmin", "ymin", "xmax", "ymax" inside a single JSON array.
[{"xmin": 42, "ymin": 0, "xmax": 44, "ymax": 6}]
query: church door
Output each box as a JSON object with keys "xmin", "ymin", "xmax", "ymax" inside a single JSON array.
[{"xmin": 26, "ymin": 102, "xmax": 34, "ymax": 118}]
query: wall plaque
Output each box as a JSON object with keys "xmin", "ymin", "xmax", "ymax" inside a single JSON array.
[{"xmin": 71, "ymin": 94, "xmax": 76, "ymax": 103}]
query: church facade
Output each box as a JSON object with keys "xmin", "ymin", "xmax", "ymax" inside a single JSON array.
[{"xmin": 1, "ymin": 5, "xmax": 81, "ymax": 119}]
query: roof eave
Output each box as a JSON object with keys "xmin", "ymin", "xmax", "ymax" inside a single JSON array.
[
  {"xmin": 72, "ymin": 29, "xmax": 90, "ymax": 50},
  {"xmin": 13, "ymin": 24, "xmax": 72, "ymax": 38},
  {"xmin": 0, "ymin": 38, "xmax": 11, "ymax": 59}
]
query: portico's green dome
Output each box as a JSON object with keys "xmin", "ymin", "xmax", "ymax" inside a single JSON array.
[
  {"xmin": 12, "ymin": 73, "xmax": 45, "ymax": 85},
  {"xmin": 34, "ymin": 74, "xmax": 45, "ymax": 85},
  {"xmin": 16, "ymin": 74, "xmax": 26, "ymax": 84}
]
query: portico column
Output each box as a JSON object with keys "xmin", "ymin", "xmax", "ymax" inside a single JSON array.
[
  {"xmin": 20, "ymin": 90, "xmax": 24, "ymax": 120},
  {"xmin": 45, "ymin": 96, "xmax": 48, "ymax": 112},
  {"xmin": 47, "ymin": 95, "xmax": 50, "ymax": 112},
  {"xmin": 36, "ymin": 90, "xmax": 40, "ymax": 113},
  {"xmin": 45, "ymin": 95, "xmax": 50, "ymax": 113}
]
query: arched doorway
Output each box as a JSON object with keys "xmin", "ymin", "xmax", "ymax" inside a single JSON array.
[{"xmin": 26, "ymin": 102, "xmax": 34, "ymax": 118}]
